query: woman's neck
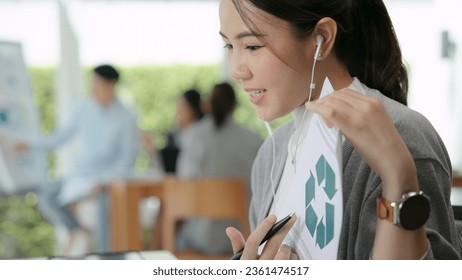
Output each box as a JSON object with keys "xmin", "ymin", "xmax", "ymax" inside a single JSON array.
[{"xmin": 315, "ymin": 55, "xmax": 353, "ymax": 97}]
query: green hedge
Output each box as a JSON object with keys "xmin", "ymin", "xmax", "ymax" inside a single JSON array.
[
  {"xmin": 0, "ymin": 64, "xmax": 290, "ymax": 258},
  {"xmin": 0, "ymin": 193, "xmax": 55, "ymax": 258}
]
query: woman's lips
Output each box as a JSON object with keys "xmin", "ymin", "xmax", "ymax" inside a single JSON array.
[{"xmin": 246, "ymin": 89, "xmax": 267, "ymax": 105}]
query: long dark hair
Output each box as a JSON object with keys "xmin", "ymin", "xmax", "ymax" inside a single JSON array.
[
  {"xmin": 231, "ymin": 0, "xmax": 408, "ymax": 105},
  {"xmin": 211, "ymin": 82, "xmax": 237, "ymax": 129},
  {"xmin": 182, "ymin": 89, "xmax": 204, "ymax": 120}
]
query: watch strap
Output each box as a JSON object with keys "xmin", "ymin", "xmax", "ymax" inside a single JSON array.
[{"xmin": 377, "ymin": 195, "xmax": 394, "ymax": 223}]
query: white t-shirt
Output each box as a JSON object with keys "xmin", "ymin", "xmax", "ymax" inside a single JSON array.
[{"xmin": 269, "ymin": 78, "xmax": 365, "ymax": 259}]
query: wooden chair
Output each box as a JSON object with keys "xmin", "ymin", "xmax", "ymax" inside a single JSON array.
[{"xmin": 161, "ymin": 177, "xmax": 250, "ymax": 260}]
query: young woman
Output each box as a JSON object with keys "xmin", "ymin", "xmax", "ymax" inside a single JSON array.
[{"xmin": 219, "ymin": 0, "xmax": 460, "ymax": 259}]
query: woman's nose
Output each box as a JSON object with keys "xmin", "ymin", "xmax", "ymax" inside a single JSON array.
[{"xmin": 229, "ymin": 55, "xmax": 252, "ymax": 83}]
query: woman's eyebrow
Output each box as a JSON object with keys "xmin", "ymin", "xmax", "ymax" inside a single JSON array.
[{"xmin": 219, "ymin": 31, "xmax": 257, "ymax": 40}]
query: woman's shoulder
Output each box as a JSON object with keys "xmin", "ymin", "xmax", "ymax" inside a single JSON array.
[{"xmin": 366, "ymin": 87, "xmax": 438, "ymax": 138}]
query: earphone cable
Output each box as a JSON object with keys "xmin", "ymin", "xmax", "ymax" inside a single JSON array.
[
  {"xmin": 292, "ymin": 55, "xmax": 318, "ymax": 172},
  {"xmin": 264, "ymin": 121, "xmax": 277, "ymax": 198}
]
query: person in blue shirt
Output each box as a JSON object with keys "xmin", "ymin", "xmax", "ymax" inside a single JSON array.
[{"xmin": 15, "ymin": 65, "xmax": 139, "ymax": 256}]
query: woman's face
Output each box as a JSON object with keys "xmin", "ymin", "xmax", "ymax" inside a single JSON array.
[
  {"xmin": 176, "ymin": 96, "xmax": 196, "ymax": 129},
  {"xmin": 219, "ymin": 0, "xmax": 314, "ymax": 121}
]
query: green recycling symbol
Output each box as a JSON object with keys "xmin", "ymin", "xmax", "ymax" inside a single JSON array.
[{"xmin": 305, "ymin": 154, "xmax": 337, "ymax": 249}]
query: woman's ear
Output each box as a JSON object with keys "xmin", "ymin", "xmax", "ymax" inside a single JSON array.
[{"xmin": 312, "ymin": 17, "xmax": 337, "ymax": 61}]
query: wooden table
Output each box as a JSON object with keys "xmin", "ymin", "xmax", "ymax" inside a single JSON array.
[
  {"xmin": 453, "ymin": 176, "xmax": 462, "ymax": 187},
  {"xmin": 109, "ymin": 179, "xmax": 164, "ymax": 252},
  {"xmin": 107, "ymin": 175, "xmax": 462, "ymax": 252}
]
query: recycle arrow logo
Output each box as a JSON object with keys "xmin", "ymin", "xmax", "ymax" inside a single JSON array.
[{"xmin": 305, "ymin": 154, "xmax": 337, "ymax": 249}]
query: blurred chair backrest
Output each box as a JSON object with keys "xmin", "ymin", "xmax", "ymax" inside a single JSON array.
[
  {"xmin": 161, "ymin": 177, "xmax": 250, "ymax": 259},
  {"xmin": 454, "ymin": 205, "xmax": 462, "ymax": 258}
]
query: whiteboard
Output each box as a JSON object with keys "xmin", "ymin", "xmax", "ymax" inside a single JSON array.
[{"xmin": 0, "ymin": 41, "xmax": 46, "ymax": 195}]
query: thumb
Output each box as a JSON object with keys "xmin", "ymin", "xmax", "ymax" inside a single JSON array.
[{"xmin": 226, "ymin": 227, "xmax": 246, "ymax": 254}]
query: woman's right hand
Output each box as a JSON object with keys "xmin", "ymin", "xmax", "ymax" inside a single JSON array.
[
  {"xmin": 226, "ymin": 214, "xmax": 298, "ymax": 260},
  {"xmin": 305, "ymin": 89, "xmax": 418, "ymax": 199}
]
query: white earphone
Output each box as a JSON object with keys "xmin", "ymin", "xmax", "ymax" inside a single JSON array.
[
  {"xmin": 314, "ymin": 34, "xmax": 324, "ymax": 60},
  {"xmin": 292, "ymin": 34, "xmax": 324, "ymax": 172},
  {"xmin": 265, "ymin": 33, "xmax": 325, "ymax": 199}
]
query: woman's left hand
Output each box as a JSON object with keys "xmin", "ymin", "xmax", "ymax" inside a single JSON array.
[
  {"xmin": 226, "ymin": 214, "xmax": 298, "ymax": 260},
  {"xmin": 305, "ymin": 89, "xmax": 418, "ymax": 198}
]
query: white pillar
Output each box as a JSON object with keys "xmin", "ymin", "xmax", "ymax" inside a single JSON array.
[
  {"xmin": 55, "ymin": 0, "xmax": 82, "ymax": 177},
  {"xmin": 436, "ymin": 0, "xmax": 462, "ymax": 172}
]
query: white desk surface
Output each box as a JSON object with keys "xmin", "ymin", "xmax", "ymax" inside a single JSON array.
[
  {"xmin": 26, "ymin": 250, "xmax": 177, "ymax": 260},
  {"xmin": 451, "ymin": 187, "xmax": 462, "ymax": 206},
  {"xmin": 82, "ymin": 250, "xmax": 177, "ymax": 260}
]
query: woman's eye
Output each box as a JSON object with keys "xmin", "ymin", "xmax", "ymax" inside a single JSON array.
[
  {"xmin": 223, "ymin": 44, "xmax": 233, "ymax": 50},
  {"xmin": 245, "ymin": 45, "xmax": 263, "ymax": 52}
]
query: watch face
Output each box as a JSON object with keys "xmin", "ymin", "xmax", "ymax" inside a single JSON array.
[{"xmin": 399, "ymin": 194, "xmax": 430, "ymax": 230}]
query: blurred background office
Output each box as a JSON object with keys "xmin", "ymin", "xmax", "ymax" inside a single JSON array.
[{"xmin": 0, "ymin": 0, "xmax": 461, "ymax": 258}]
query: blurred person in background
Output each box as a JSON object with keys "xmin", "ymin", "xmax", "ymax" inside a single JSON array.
[
  {"xmin": 14, "ymin": 64, "xmax": 139, "ymax": 256},
  {"xmin": 175, "ymin": 81, "xmax": 263, "ymax": 255},
  {"xmin": 168, "ymin": 89, "xmax": 205, "ymax": 176}
]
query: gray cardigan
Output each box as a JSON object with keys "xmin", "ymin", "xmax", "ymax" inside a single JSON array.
[{"xmin": 250, "ymin": 85, "xmax": 460, "ymax": 259}]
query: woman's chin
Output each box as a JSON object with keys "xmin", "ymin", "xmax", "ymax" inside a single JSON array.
[{"xmin": 255, "ymin": 110, "xmax": 278, "ymax": 123}]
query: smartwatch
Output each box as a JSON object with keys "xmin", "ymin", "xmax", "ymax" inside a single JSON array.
[{"xmin": 377, "ymin": 191, "xmax": 430, "ymax": 230}]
